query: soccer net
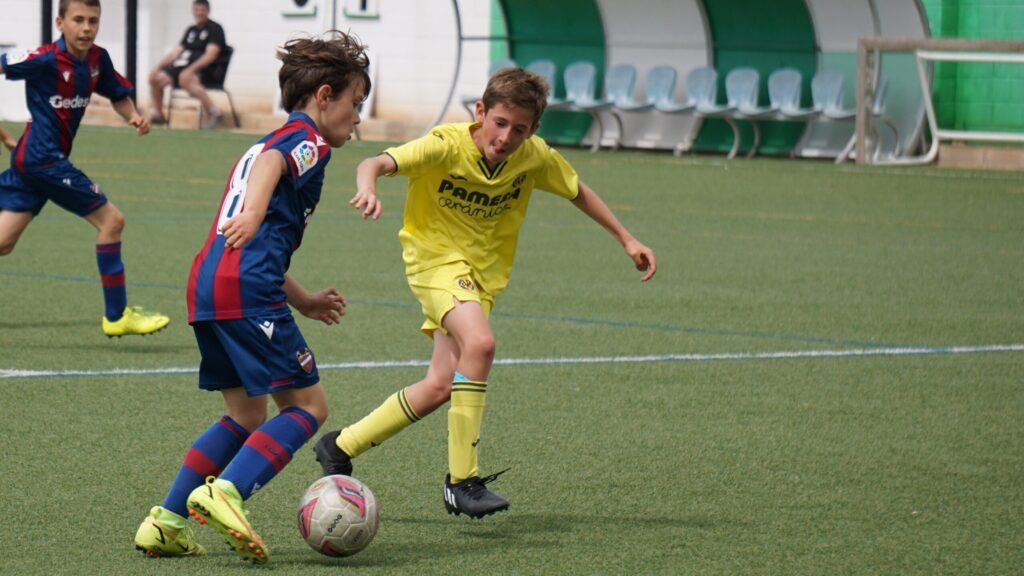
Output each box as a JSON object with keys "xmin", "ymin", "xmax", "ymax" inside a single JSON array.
[{"xmin": 855, "ymin": 36, "xmax": 1024, "ymax": 166}]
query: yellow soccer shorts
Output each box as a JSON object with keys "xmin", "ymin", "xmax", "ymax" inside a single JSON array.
[{"xmin": 407, "ymin": 261, "xmax": 493, "ymax": 336}]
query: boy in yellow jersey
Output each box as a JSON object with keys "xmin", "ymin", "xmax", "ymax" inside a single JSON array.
[{"xmin": 315, "ymin": 67, "xmax": 657, "ymax": 519}]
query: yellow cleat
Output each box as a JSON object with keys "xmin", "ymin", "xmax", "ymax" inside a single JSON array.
[
  {"xmin": 134, "ymin": 506, "xmax": 205, "ymax": 558},
  {"xmin": 102, "ymin": 306, "xmax": 170, "ymax": 337},
  {"xmin": 188, "ymin": 477, "xmax": 269, "ymax": 564}
]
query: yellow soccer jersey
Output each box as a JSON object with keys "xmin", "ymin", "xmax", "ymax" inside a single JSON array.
[{"xmin": 385, "ymin": 122, "xmax": 580, "ymax": 297}]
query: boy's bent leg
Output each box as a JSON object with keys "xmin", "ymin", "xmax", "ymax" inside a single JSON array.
[
  {"xmin": 0, "ymin": 168, "xmax": 43, "ymax": 255},
  {"xmin": 83, "ymin": 204, "xmax": 170, "ymax": 335},
  {"xmin": 443, "ymin": 375, "xmax": 510, "ymax": 519},
  {"xmin": 188, "ymin": 476, "xmax": 268, "ymax": 564},
  {"xmin": 0, "ymin": 210, "xmax": 33, "ymax": 256},
  {"xmin": 314, "ymin": 331, "xmax": 460, "ymax": 477},
  {"xmin": 315, "ymin": 388, "xmax": 421, "ymax": 476},
  {"xmin": 221, "ymin": 404, "xmax": 319, "ymax": 499},
  {"xmin": 85, "ymin": 202, "xmax": 124, "ymax": 244},
  {"xmin": 191, "ymin": 401, "xmax": 319, "ymax": 564},
  {"xmin": 440, "ymin": 300, "xmax": 509, "ymax": 518},
  {"xmin": 185, "ymin": 387, "xmax": 270, "ymax": 562},
  {"xmin": 160, "ymin": 414, "xmax": 250, "ymax": 519}
]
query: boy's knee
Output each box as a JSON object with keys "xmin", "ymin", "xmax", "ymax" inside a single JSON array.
[
  {"xmin": 307, "ymin": 404, "xmax": 329, "ymax": 427},
  {"xmin": 0, "ymin": 239, "xmax": 15, "ymax": 256},
  {"xmin": 422, "ymin": 377, "xmax": 454, "ymax": 403},
  {"xmin": 230, "ymin": 411, "xmax": 267, "ymax": 433},
  {"xmin": 103, "ymin": 207, "xmax": 126, "ymax": 235},
  {"xmin": 464, "ymin": 332, "xmax": 496, "ymax": 361}
]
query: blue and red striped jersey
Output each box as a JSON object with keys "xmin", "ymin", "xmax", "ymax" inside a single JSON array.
[
  {"xmin": 187, "ymin": 112, "xmax": 332, "ymax": 323},
  {"xmin": 1, "ymin": 37, "xmax": 133, "ymax": 170}
]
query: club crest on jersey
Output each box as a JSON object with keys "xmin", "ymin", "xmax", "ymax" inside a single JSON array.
[
  {"xmin": 290, "ymin": 140, "xmax": 318, "ymax": 177},
  {"xmin": 456, "ymin": 277, "xmax": 476, "ymax": 292},
  {"xmin": 512, "ymin": 173, "xmax": 528, "ymax": 188},
  {"xmin": 296, "ymin": 348, "xmax": 315, "ymax": 373}
]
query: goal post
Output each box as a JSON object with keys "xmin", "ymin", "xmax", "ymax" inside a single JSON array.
[{"xmin": 855, "ymin": 36, "xmax": 1024, "ymax": 166}]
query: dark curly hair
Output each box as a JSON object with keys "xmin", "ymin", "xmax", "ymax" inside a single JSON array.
[{"xmin": 278, "ymin": 31, "xmax": 371, "ymax": 113}]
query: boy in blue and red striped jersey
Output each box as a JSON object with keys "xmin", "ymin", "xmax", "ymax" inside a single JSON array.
[
  {"xmin": 0, "ymin": 0, "xmax": 169, "ymax": 336},
  {"xmin": 133, "ymin": 31, "xmax": 371, "ymax": 564}
]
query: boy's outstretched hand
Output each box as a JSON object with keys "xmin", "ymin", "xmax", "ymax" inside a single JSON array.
[
  {"xmin": 294, "ymin": 287, "xmax": 347, "ymax": 325},
  {"xmin": 349, "ymin": 188, "xmax": 382, "ymax": 220},
  {"xmin": 625, "ymin": 239, "xmax": 657, "ymax": 282},
  {"xmin": 128, "ymin": 115, "xmax": 151, "ymax": 136}
]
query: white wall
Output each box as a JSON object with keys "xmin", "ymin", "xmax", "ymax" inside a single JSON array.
[{"xmin": 0, "ymin": 0, "xmax": 492, "ymax": 124}]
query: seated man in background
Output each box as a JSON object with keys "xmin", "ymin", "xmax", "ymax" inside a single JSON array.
[{"xmin": 149, "ymin": 0, "xmax": 226, "ymax": 129}]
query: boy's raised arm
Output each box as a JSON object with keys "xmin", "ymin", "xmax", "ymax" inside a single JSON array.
[
  {"xmin": 349, "ymin": 153, "xmax": 396, "ymax": 220},
  {"xmin": 220, "ymin": 150, "xmax": 286, "ymax": 249},
  {"xmin": 571, "ymin": 181, "xmax": 658, "ymax": 282}
]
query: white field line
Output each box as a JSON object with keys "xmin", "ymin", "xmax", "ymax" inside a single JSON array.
[{"xmin": 1, "ymin": 344, "xmax": 1022, "ymax": 380}]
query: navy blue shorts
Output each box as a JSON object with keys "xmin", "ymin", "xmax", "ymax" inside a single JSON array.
[
  {"xmin": 192, "ymin": 314, "xmax": 320, "ymax": 397},
  {"xmin": 0, "ymin": 161, "xmax": 107, "ymax": 217}
]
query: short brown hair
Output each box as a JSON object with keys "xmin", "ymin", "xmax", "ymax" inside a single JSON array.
[
  {"xmin": 59, "ymin": 0, "xmax": 100, "ymax": 17},
  {"xmin": 480, "ymin": 67, "xmax": 549, "ymax": 125},
  {"xmin": 277, "ymin": 31, "xmax": 371, "ymax": 113}
]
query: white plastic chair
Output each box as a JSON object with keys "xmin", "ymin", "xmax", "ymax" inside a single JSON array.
[
  {"xmin": 526, "ymin": 59, "xmax": 558, "ymax": 104},
  {"xmin": 813, "ymin": 71, "xmax": 852, "ymax": 120},
  {"xmin": 549, "ymin": 62, "xmax": 635, "ymax": 151},
  {"xmin": 651, "ymin": 66, "xmax": 735, "ymax": 156},
  {"xmin": 560, "ymin": 61, "xmax": 599, "ymax": 107},
  {"xmin": 773, "ymin": 68, "xmax": 820, "ymax": 120},
  {"xmin": 728, "ymin": 68, "xmax": 783, "ymax": 158},
  {"xmin": 572, "ymin": 63, "xmax": 637, "ymax": 150},
  {"xmin": 730, "ymin": 68, "xmax": 774, "ymax": 117},
  {"xmin": 688, "ymin": 67, "xmax": 742, "ymax": 158},
  {"xmin": 616, "ymin": 65, "xmax": 677, "ymax": 112}
]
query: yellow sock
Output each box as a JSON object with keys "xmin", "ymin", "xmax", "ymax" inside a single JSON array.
[
  {"xmin": 448, "ymin": 380, "xmax": 487, "ymax": 483},
  {"xmin": 337, "ymin": 389, "xmax": 420, "ymax": 458}
]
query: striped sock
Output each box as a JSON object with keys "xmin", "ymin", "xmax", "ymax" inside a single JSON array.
[
  {"xmin": 162, "ymin": 415, "xmax": 249, "ymax": 518},
  {"xmin": 221, "ymin": 407, "xmax": 319, "ymax": 500},
  {"xmin": 448, "ymin": 377, "xmax": 487, "ymax": 483},
  {"xmin": 96, "ymin": 242, "xmax": 126, "ymax": 321},
  {"xmin": 337, "ymin": 389, "xmax": 420, "ymax": 458}
]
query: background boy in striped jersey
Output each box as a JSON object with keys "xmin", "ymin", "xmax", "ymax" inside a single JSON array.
[{"xmin": 0, "ymin": 0, "xmax": 168, "ymax": 336}]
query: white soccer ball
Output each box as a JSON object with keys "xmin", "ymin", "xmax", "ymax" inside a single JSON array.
[{"xmin": 297, "ymin": 474, "xmax": 379, "ymax": 557}]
